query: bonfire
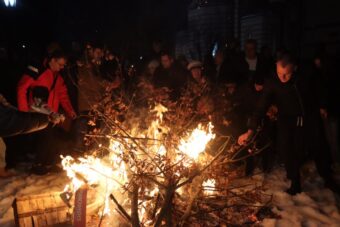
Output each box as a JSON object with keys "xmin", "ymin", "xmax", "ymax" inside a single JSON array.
[{"xmin": 59, "ymin": 82, "xmax": 273, "ymax": 226}]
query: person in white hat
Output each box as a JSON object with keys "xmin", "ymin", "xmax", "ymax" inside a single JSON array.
[
  {"xmin": 186, "ymin": 60, "xmax": 214, "ymax": 116},
  {"xmin": 187, "ymin": 60, "xmax": 205, "ymax": 85}
]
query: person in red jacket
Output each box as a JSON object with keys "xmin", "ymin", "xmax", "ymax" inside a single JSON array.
[
  {"xmin": 17, "ymin": 51, "xmax": 76, "ymax": 119},
  {"xmin": 17, "ymin": 50, "xmax": 77, "ymax": 175}
]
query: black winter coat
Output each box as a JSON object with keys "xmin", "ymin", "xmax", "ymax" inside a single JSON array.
[
  {"xmin": 0, "ymin": 96, "xmax": 49, "ymax": 137},
  {"xmin": 248, "ymin": 73, "xmax": 323, "ymax": 130}
]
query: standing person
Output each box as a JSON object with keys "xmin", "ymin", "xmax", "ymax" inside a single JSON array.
[
  {"xmin": 220, "ymin": 39, "xmax": 269, "ymax": 86},
  {"xmin": 237, "ymin": 39, "xmax": 269, "ymax": 85},
  {"xmin": 260, "ymin": 45, "xmax": 275, "ymax": 75},
  {"xmin": 0, "ymin": 94, "xmax": 63, "ymax": 177},
  {"xmin": 213, "ymin": 50, "xmax": 225, "ymax": 84},
  {"xmin": 17, "ymin": 50, "xmax": 76, "ymax": 118},
  {"xmin": 237, "ymin": 76, "xmax": 277, "ymax": 176},
  {"xmin": 74, "ymin": 44, "xmax": 115, "ymax": 152},
  {"xmin": 153, "ymin": 51, "xmax": 189, "ymax": 101},
  {"xmin": 148, "ymin": 40, "xmax": 163, "ymax": 63},
  {"xmin": 17, "ymin": 50, "xmax": 76, "ymax": 174},
  {"xmin": 238, "ymin": 52, "xmax": 339, "ymax": 195},
  {"xmin": 312, "ymin": 53, "xmax": 340, "ymax": 167},
  {"xmin": 144, "ymin": 60, "xmax": 160, "ymax": 81},
  {"xmin": 76, "ymin": 44, "xmax": 106, "ymax": 115},
  {"xmin": 5, "ymin": 58, "xmax": 43, "ymax": 168},
  {"xmin": 186, "ymin": 60, "xmax": 214, "ymax": 117}
]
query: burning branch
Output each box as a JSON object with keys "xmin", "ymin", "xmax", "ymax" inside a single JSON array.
[{"xmin": 59, "ymin": 81, "xmax": 275, "ymax": 226}]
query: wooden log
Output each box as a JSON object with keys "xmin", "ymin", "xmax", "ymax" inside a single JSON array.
[{"xmin": 12, "ymin": 192, "xmax": 70, "ymax": 227}]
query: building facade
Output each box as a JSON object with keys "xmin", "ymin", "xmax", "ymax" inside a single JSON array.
[{"xmin": 175, "ymin": 0, "xmax": 234, "ymax": 60}]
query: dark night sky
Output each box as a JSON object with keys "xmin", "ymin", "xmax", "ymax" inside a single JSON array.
[
  {"xmin": 0, "ymin": 0, "xmax": 190, "ymax": 104},
  {"xmin": 1, "ymin": 0, "xmax": 340, "ymax": 104},
  {"xmin": 2, "ymin": 0, "xmax": 340, "ymax": 55},
  {"xmin": 0, "ymin": 0, "xmax": 189, "ymax": 48}
]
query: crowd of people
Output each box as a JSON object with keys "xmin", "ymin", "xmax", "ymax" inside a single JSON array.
[{"xmin": 0, "ymin": 38, "xmax": 339, "ymax": 196}]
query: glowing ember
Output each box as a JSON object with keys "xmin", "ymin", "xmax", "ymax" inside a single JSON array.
[{"xmin": 202, "ymin": 179, "xmax": 216, "ymax": 195}]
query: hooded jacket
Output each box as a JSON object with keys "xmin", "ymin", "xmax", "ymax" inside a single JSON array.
[{"xmin": 17, "ymin": 68, "xmax": 76, "ymax": 117}]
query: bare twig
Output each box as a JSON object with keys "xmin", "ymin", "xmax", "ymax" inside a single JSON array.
[{"xmin": 109, "ymin": 194, "xmax": 131, "ymax": 221}]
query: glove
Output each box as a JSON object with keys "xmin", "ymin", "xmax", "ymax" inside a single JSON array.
[
  {"xmin": 48, "ymin": 112, "xmax": 66, "ymax": 125},
  {"xmin": 238, "ymin": 129, "xmax": 254, "ymax": 145},
  {"xmin": 69, "ymin": 112, "xmax": 77, "ymax": 120}
]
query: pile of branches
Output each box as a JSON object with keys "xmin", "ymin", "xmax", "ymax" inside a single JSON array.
[{"xmin": 79, "ymin": 79, "xmax": 276, "ymax": 226}]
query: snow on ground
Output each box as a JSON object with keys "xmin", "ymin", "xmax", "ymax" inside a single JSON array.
[
  {"xmin": 257, "ymin": 163, "xmax": 340, "ymax": 227},
  {"xmin": 0, "ymin": 171, "xmax": 68, "ymax": 227},
  {"xmin": 0, "ymin": 162, "xmax": 340, "ymax": 227}
]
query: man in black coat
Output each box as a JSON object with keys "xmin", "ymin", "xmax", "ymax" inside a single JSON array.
[
  {"xmin": 238, "ymin": 53, "xmax": 338, "ymax": 195},
  {"xmin": 0, "ymin": 95, "xmax": 52, "ymax": 137},
  {"xmin": 237, "ymin": 75, "xmax": 277, "ymax": 176},
  {"xmin": 219, "ymin": 39, "xmax": 271, "ymax": 86}
]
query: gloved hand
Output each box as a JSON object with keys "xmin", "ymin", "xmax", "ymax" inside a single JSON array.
[
  {"xmin": 48, "ymin": 112, "xmax": 66, "ymax": 125},
  {"xmin": 238, "ymin": 129, "xmax": 254, "ymax": 145},
  {"xmin": 68, "ymin": 112, "xmax": 77, "ymax": 120}
]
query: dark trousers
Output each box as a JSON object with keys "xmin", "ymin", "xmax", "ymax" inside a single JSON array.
[
  {"xmin": 74, "ymin": 114, "xmax": 90, "ymax": 152},
  {"xmin": 245, "ymin": 118, "xmax": 277, "ymax": 174},
  {"xmin": 5, "ymin": 134, "xmax": 34, "ymax": 168},
  {"xmin": 323, "ymin": 116, "xmax": 339, "ymax": 163},
  {"xmin": 73, "ymin": 111, "xmax": 109, "ymax": 152},
  {"xmin": 277, "ymin": 115, "xmax": 333, "ymax": 188},
  {"xmin": 35, "ymin": 126, "xmax": 72, "ymax": 165}
]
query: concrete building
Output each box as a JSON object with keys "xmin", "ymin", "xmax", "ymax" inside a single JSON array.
[
  {"xmin": 175, "ymin": 0, "xmax": 278, "ymax": 60},
  {"xmin": 175, "ymin": 0, "xmax": 234, "ymax": 60}
]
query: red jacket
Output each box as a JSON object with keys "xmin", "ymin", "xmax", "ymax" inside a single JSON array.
[{"xmin": 17, "ymin": 69, "xmax": 76, "ymax": 118}]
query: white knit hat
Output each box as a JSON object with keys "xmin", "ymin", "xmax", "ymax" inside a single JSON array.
[{"xmin": 187, "ymin": 60, "xmax": 202, "ymax": 70}]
